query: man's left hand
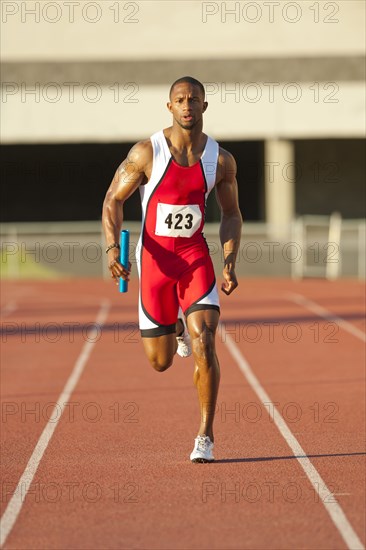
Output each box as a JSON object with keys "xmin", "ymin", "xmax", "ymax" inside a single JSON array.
[{"xmin": 221, "ymin": 265, "xmax": 238, "ymax": 295}]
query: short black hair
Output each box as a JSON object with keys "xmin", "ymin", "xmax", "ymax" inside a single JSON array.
[{"xmin": 169, "ymin": 76, "xmax": 205, "ymax": 99}]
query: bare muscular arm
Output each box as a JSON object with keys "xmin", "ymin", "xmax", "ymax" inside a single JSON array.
[
  {"xmin": 102, "ymin": 139, "xmax": 152, "ymax": 283},
  {"xmin": 215, "ymin": 148, "xmax": 243, "ymax": 295}
]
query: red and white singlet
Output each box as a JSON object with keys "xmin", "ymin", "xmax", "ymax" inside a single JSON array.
[{"xmin": 137, "ymin": 130, "xmax": 220, "ymax": 336}]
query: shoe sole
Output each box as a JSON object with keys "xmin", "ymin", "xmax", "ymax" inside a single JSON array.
[
  {"xmin": 177, "ymin": 351, "xmax": 192, "ymax": 358},
  {"xmin": 191, "ymin": 457, "xmax": 214, "ymax": 463}
]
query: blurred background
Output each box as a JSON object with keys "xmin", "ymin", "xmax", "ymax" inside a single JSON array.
[{"xmin": 1, "ymin": 0, "xmax": 365, "ymax": 279}]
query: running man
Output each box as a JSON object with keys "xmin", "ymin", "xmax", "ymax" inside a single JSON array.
[{"xmin": 102, "ymin": 76, "xmax": 242, "ymax": 462}]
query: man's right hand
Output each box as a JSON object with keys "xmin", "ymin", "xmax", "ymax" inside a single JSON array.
[{"xmin": 108, "ymin": 249, "xmax": 131, "ymax": 285}]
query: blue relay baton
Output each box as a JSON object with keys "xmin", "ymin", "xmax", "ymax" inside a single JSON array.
[{"xmin": 119, "ymin": 229, "xmax": 130, "ymax": 293}]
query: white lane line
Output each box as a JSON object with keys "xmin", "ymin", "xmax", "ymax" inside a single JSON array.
[
  {"xmin": 0, "ymin": 302, "xmax": 17, "ymax": 318},
  {"xmin": 222, "ymin": 325, "xmax": 365, "ymax": 550},
  {"xmin": 287, "ymin": 292, "xmax": 366, "ymax": 343},
  {"xmin": 0, "ymin": 299, "xmax": 110, "ymax": 548}
]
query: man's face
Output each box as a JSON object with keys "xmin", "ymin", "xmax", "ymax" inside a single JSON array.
[{"xmin": 167, "ymin": 83, "xmax": 207, "ymax": 130}]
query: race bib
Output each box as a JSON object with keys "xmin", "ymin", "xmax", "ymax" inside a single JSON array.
[{"xmin": 155, "ymin": 203, "xmax": 202, "ymax": 238}]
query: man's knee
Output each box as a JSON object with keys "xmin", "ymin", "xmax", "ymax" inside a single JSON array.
[
  {"xmin": 192, "ymin": 328, "xmax": 216, "ymax": 365},
  {"xmin": 149, "ymin": 355, "xmax": 174, "ymax": 372},
  {"xmin": 142, "ymin": 335, "xmax": 176, "ymax": 372}
]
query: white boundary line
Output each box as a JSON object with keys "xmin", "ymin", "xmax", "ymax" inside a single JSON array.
[
  {"xmin": 0, "ymin": 299, "xmax": 110, "ymax": 548},
  {"xmin": 287, "ymin": 292, "xmax": 366, "ymax": 343},
  {"xmin": 222, "ymin": 325, "xmax": 365, "ymax": 550}
]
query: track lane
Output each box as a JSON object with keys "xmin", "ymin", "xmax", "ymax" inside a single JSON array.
[
  {"xmin": 222, "ymin": 325, "xmax": 364, "ymax": 550},
  {"xmin": 1, "ymin": 298, "xmax": 110, "ymax": 547},
  {"xmin": 220, "ymin": 279, "xmax": 365, "ymax": 548},
  {"xmin": 1, "ymin": 281, "xmax": 112, "ymax": 538}
]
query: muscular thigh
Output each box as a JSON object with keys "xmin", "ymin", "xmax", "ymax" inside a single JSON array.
[
  {"xmin": 186, "ymin": 309, "xmax": 220, "ymax": 341},
  {"xmin": 141, "ymin": 332, "xmax": 177, "ymax": 364}
]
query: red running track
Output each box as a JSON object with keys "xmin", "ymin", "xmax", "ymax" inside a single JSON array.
[{"xmin": 1, "ymin": 278, "xmax": 365, "ymax": 549}]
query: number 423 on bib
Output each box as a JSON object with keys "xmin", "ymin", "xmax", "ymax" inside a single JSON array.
[{"xmin": 155, "ymin": 203, "xmax": 202, "ymax": 238}]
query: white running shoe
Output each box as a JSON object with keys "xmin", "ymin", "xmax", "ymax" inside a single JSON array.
[
  {"xmin": 190, "ymin": 435, "xmax": 214, "ymax": 463},
  {"xmin": 176, "ymin": 317, "xmax": 192, "ymax": 358}
]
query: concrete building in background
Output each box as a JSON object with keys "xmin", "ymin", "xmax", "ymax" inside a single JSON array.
[{"xmin": 1, "ymin": 0, "xmax": 365, "ymax": 234}]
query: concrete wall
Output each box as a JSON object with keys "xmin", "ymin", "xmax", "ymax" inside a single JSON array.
[
  {"xmin": 2, "ymin": 1, "xmax": 364, "ymax": 60},
  {"xmin": 1, "ymin": 1, "xmax": 365, "ymax": 143}
]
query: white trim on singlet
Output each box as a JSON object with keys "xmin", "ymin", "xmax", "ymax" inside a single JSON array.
[
  {"xmin": 200, "ymin": 135, "xmax": 219, "ymax": 199},
  {"xmin": 139, "ymin": 130, "xmax": 219, "ymax": 213},
  {"xmin": 139, "ymin": 130, "xmax": 171, "ymax": 215},
  {"xmin": 196, "ymin": 283, "xmax": 220, "ymax": 307}
]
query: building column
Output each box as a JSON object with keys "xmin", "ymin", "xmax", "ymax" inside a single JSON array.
[{"xmin": 264, "ymin": 139, "xmax": 295, "ymax": 239}]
